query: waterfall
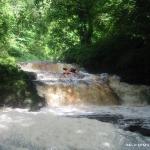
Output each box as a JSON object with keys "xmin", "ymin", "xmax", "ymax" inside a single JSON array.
[
  {"xmin": 19, "ymin": 62, "xmax": 119, "ymax": 106},
  {"xmin": 19, "ymin": 62, "xmax": 150, "ymax": 107},
  {"xmin": 109, "ymin": 75, "xmax": 150, "ymax": 105},
  {"xmin": 0, "ymin": 62, "xmax": 149, "ymax": 150}
]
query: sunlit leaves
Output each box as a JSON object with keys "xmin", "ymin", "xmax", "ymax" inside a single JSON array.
[{"xmin": 0, "ymin": 0, "xmax": 149, "ymax": 63}]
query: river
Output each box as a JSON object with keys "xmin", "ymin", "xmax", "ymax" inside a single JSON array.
[{"xmin": 0, "ymin": 62, "xmax": 150, "ymax": 150}]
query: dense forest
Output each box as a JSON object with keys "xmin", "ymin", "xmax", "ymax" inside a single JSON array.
[{"xmin": 0, "ymin": 0, "xmax": 150, "ymax": 106}]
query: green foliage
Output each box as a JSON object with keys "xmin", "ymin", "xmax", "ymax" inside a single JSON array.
[
  {"xmin": 1, "ymin": 0, "xmax": 149, "ymax": 62},
  {"xmin": 0, "ymin": 60, "xmax": 44, "ymax": 108},
  {"xmin": 0, "ymin": 0, "xmax": 150, "ymax": 101},
  {"xmin": 0, "ymin": 62, "xmax": 25, "ymax": 106}
]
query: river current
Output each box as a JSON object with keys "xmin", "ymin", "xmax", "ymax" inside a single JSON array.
[
  {"xmin": 0, "ymin": 62, "xmax": 150, "ymax": 150},
  {"xmin": 0, "ymin": 106, "xmax": 150, "ymax": 150}
]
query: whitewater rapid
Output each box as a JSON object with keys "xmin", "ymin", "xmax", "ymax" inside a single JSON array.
[
  {"xmin": 0, "ymin": 106, "xmax": 150, "ymax": 150},
  {"xmin": 3, "ymin": 62, "xmax": 148, "ymax": 150}
]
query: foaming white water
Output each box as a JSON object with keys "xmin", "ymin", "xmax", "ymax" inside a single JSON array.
[
  {"xmin": 19, "ymin": 62, "xmax": 150, "ymax": 106},
  {"xmin": 0, "ymin": 106, "xmax": 150, "ymax": 150},
  {"xmin": 109, "ymin": 75, "xmax": 150, "ymax": 105},
  {"xmin": 41, "ymin": 105, "xmax": 150, "ymax": 118}
]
